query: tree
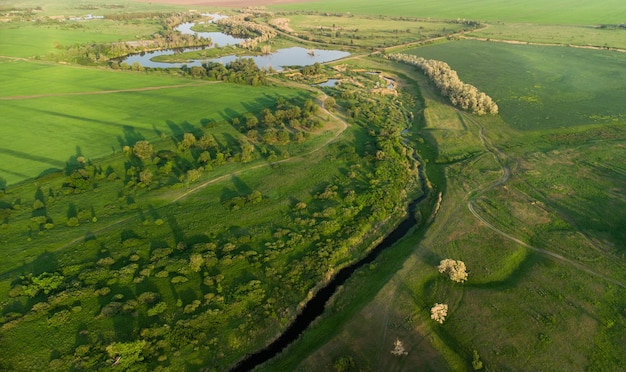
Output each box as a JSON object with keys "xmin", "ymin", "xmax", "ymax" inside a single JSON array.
[
  {"xmin": 189, "ymin": 253, "xmax": 204, "ymax": 272},
  {"xmin": 437, "ymin": 259, "xmax": 468, "ymax": 283},
  {"xmin": 431, "ymin": 303, "xmax": 448, "ymax": 324},
  {"xmin": 324, "ymin": 96, "xmax": 336, "ymax": 111},
  {"xmin": 133, "ymin": 141, "xmax": 153, "ymax": 161},
  {"xmin": 106, "ymin": 340, "xmax": 146, "ymax": 369},
  {"xmin": 22, "ymin": 272, "xmax": 64, "ymax": 297},
  {"xmin": 391, "ymin": 339, "xmax": 408, "ymax": 356}
]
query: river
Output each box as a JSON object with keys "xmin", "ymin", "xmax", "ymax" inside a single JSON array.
[
  {"xmin": 231, "ymin": 161, "xmax": 429, "ymax": 371},
  {"xmin": 119, "ymin": 14, "xmax": 349, "ymax": 70}
]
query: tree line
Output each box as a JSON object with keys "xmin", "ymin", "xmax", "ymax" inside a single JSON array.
[{"xmin": 388, "ymin": 53, "xmax": 498, "ymax": 115}]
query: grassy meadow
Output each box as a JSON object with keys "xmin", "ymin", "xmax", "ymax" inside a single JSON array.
[
  {"xmin": 271, "ymin": 0, "xmax": 626, "ymax": 24},
  {"xmin": 1, "ymin": 0, "xmax": 625, "ymax": 370},
  {"xmin": 470, "ymin": 23, "xmax": 626, "ymax": 50},
  {"xmin": 0, "ymin": 61, "xmax": 308, "ymax": 185},
  {"xmin": 267, "ymin": 55, "xmax": 626, "ymax": 370},
  {"xmin": 0, "ymin": 20, "xmax": 160, "ymax": 58},
  {"xmin": 404, "ymin": 40, "xmax": 626, "ymax": 130}
]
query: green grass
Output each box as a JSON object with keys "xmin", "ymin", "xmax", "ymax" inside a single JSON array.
[
  {"xmin": 0, "ymin": 63, "xmax": 308, "ymax": 184},
  {"xmin": 0, "ymin": 60, "xmax": 195, "ymax": 96},
  {"xmin": 0, "ymin": 20, "xmax": 160, "ymax": 58},
  {"xmin": 403, "ymin": 40, "xmax": 626, "ymax": 130},
  {"xmin": 470, "ymin": 23, "xmax": 626, "ymax": 49},
  {"xmin": 271, "ymin": 0, "xmax": 626, "ymax": 25},
  {"xmin": 283, "ymin": 14, "xmax": 469, "ymax": 48}
]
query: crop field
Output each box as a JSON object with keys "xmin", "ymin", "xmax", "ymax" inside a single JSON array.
[
  {"xmin": 271, "ymin": 0, "xmax": 626, "ymax": 24},
  {"xmin": 404, "ymin": 40, "xmax": 626, "ymax": 130},
  {"xmin": 0, "ymin": 21, "xmax": 161, "ymax": 58},
  {"xmin": 0, "ymin": 62, "xmax": 309, "ymax": 184}
]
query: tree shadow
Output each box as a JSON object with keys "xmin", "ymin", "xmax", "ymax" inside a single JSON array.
[
  {"xmin": 64, "ymin": 146, "xmax": 84, "ymax": 175},
  {"xmin": 116, "ymin": 125, "xmax": 145, "ymax": 148},
  {"xmin": 167, "ymin": 215, "xmax": 184, "ymax": 246}
]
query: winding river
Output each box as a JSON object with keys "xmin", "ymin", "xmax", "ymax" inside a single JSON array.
[
  {"xmin": 120, "ymin": 14, "xmax": 350, "ymax": 70},
  {"xmin": 231, "ymin": 161, "xmax": 429, "ymax": 371}
]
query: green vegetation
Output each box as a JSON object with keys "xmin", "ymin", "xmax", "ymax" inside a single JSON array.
[
  {"xmin": 0, "ymin": 63, "xmax": 297, "ymax": 185},
  {"xmin": 404, "ymin": 40, "xmax": 626, "ymax": 130},
  {"xmin": 1, "ymin": 0, "xmax": 625, "ymax": 371},
  {"xmin": 470, "ymin": 23, "xmax": 626, "ymax": 50},
  {"xmin": 271, "ymin": 0, "xmax": 626, "ymax": 24}
]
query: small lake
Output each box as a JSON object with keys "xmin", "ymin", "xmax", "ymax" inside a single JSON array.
[
  {"xmin": 119, "ymin": 14, "xmax": 349, "ymax": 70},
  {"xmin": 317, "ymin": 78, "xmax": 339, "ymax": 87}
]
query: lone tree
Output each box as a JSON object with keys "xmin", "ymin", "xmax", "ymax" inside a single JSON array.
[
  {"xmin": 438, "ymin": 259, "xmax": 468, "ymax": 283},
  {"xmin": 391, "ymin": 339, "xmax": 408, "ymax": 356},
  {"xmin": 431, "ymin": 303, "xmax": 448, "ymax": 324},
  {"xmin": 132, "ymin": 140, "xmax": 153, "ymax": 161}
]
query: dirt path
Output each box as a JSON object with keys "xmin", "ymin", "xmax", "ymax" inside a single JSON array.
[
  {"xmin": 0, "ymin": 81, "xmax": 219, "ymax": 101},
  {"xmin": 459, "ymin": 111, "xmax": 626, "ymax": 288}
]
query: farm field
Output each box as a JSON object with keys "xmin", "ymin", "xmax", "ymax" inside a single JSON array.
[
  {"xmin": 0, "ymin": 63, "xmax": 307, "ymax": 185},
  {"xmin": 470, "ymin": 23, "xmax": 626, "ymax": 50},
  {"xmin": 404, "ymin": 40, "xmax": 626, "ymax": 130},
  {"xmin": 270, "ymin": 0, "xmax": 626, "ymax": 24},
  {"xmin": 0, "ymin": 20, "xmax": 160, "ymax": 58},
  {"xmin": 1, "ymin": 0, "xmax": 625, "ymax": 370}
]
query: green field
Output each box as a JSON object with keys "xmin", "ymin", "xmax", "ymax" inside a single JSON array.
[
  {"xmin": 1, "ymin": 0, "xmax": 626, "ymax": 370},
  {"xmin": 271, "ymin": 0, "xmax": 626, "ymax": 24},
  {"xmin": 470, "ymin": 23, "xmax": 626, "ymax": 49},
  {"xmin": 0, "ymin": 61, "xmax": 308, "ymax": 185},
  {"xmin": 404, "ymin": 40, "xmax": 626, "ymax": 130},
  {"xmin": 0, "ymin": 21, "xmax": 160, "ymax": 58}
]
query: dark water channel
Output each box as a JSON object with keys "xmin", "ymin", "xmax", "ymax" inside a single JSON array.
[{"xmin": 231, "ymin": 165, "xmax": 429, "ymax": 371}]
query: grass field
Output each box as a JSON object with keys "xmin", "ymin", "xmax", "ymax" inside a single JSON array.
[
  {"xmin": 282, "ymin": 14, "xmax": 469, "ymax": 48},
  {"xmin": 0, "ymin": 61, "xmax": 308, "ymax": 185},
  {"xmin": 403, "ymin": 40, "xmax": 626, "ymax": 130},
  {"xmin": 267, "ymin": 55, "xmax": 626, "ymax": 371},
  {"xmin": 271, "ymin": 0, "xmax": 626, "ymax": 25},
  {"xmin": 0, "ymin": 20, "xmax": 161, "ymax": 58},
  {"xmin": 470, "ymin": 23, "xmax": 626, "ymax": 50}
]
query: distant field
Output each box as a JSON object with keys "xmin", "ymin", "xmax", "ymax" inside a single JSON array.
[
  {"xmin": 0, "ymin": 20, "xmax": 160, "ymax": 58},
  {"xmin": 284, "ymin": 14, "xmax": 468, "ymax": 48},
  {"xmin": 0, "ymin": 0, "xmax": 187, "ymax": 16},
  {"xmin": 470, "ymin": 23, "xmax": 626, "ymax": 50},
  {"xmin": 271, "ymin": 0, "xmax": 626, "ymax": 24},
  {"xmin": 404, "ymin": 40, "xmax": 626, "ymax": 130},
  {"xmin": 0, "ymin": 64, "xmax": 307, "ymax": 184},
  {"xmin": 0, "ymin": 60, "xmax": 196, "ymax": 96}
]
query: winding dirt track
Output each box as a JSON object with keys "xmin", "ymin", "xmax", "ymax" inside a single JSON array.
[{"xmin": 459, "ymin": 111, "xmax": 626, "ymax": 288}]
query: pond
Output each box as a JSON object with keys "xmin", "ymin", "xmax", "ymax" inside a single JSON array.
[
  {"xmin": 317, "ymin": 78, "xmax": 339, "ymax": 87},
  {"xmin": 119, "ymin": 14, "xmax": 349, "ymax": 70}
]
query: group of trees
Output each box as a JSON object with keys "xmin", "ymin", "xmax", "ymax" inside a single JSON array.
[
  {"xmin": 215, "ymin": 14, "xmax": 277, "ymax": 51},
  {"xmin": 1, "ymin": 68, "xmax": 425, "ymax": 370},
  {"xmin": 182, "ymin": 58, "xmax": 269, "ymax": 85},
  {"xmin": 388, "ymin": 53, "xmax": 499, "ymax": 115}
]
